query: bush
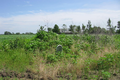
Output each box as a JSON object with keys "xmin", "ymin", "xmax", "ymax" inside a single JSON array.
[{"xmin": 35, "ymin": 31, "xmax": 58, "ymax": 41}]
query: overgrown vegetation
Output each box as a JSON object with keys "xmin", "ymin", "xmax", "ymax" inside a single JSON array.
[{"xmin": 0, "ymin": 28, "xmax": 120, "ymax": 80}]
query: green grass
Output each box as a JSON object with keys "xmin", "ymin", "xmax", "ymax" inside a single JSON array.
[
  {"xmin": 0, "ymin": 34, "xmax": 35, "ymax": 42},
  {"xmin": 0, "ymin": 34, "xmax": 35, "ymax": 72},
  {"xmin": 0, "ymin": 49, "xmax": 33, "ymax": 72}
]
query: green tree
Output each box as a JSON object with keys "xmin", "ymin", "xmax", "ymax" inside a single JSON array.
[
  {"xmin": 39, "ymin": 25, "xmax": 46, "ymax": 31},
  {"xmin": 82, "ymin": 24, "xmax": 86, "ymax": 34},
  {"xmin": 4, "ymin": 31, "xmax": 11, "ymax": 35},
  {"xmin": 16, "ymin": 32, "xmax": 20, "ymax": 35},
  {"xmin": 48, "ymin": 27, "xmax": 52, "ymax": 32},
  {"xmin": 69, "ymin": 25, "xmax": 76, "ymax": 33},
  {"xmin": 118, "ymin": 21, "xmax": 120, "ymax": 29},
  {"xmin": 52, "ymin": 24, "xmax": 60, "ymax": 33},
  {"xmin": 76, "ymin": 25, "xmax": 81, "ymax": 33},
  {"xmin": 92, "ymin": 26, "xmax": 102, "ymax": 34},
  {"xmin": 116, "ymin": 21, "xmax": 120, "ymax": 33},
  {"xmin": 87, "ymin": 20, "xmax": 92, "ymax": 34},
  {"xmin": 107, "ymin": 18, "xmax": 111, "ymax": 28},
  {"xmin": 62, "ymin": 24, "xmax": 67, "ymax": 33},
  {"xmin": 101, "ymin": 28, "xmax": 107, "ymax": 34},
  {"xmin": 25, "ymin": 32, "xmax": 34, "ymax": 35},
  {"xmin": 87, "ymin": 20, "xmax": 92, "ymax": 29},
  {"xmin": 107, "ymin": 18, "xmax": 116, "ymax": 35}
]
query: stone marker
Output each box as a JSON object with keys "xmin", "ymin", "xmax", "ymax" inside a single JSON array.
[{"xmin": 56, "ymin": 45, "xmax": 62, "ymax": 53}]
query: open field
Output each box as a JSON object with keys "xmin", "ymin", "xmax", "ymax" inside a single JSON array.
[
  {"xmin": 0, "ymin": 32, "xmax": 120, "ymax": 80},
  {"xmin": 0, "ymin": 35, "xmax": 35, "ymax": 42}
]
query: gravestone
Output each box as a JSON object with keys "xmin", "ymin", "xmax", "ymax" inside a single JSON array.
[{"xmin": 56, "ymin": 45, "xmax": 62, "ymax": 53}]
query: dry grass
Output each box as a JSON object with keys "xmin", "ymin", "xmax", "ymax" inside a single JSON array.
[{"xmin": 29, "ymin": 41, "xmax": 119, "ymax": 79}]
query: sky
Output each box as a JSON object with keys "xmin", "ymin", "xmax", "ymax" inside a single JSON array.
[{"xmin": 0, "ymin": 0, "xmax": 120, "ymax": 34}]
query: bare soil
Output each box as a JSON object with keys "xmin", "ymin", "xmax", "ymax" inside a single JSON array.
[{"xmin": 0, "ymin": 69, "xmax": 120, "ymax": 80}]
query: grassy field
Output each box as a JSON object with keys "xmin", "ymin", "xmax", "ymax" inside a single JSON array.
[
  {"xmin": 0, "ymin": 32, "xmax": 120, "ymax": 80},
  {"xmin": 0, "ymin": 34, "xmax": 35, "ymax": 42}
]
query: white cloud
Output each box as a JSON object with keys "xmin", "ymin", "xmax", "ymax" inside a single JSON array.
[
  {"xmin": 28, "ymin": 10, "xmax": 35, "ymax": 13},
  {"xmin": 26, "ymin": 1, "xmax": 30, "ymax": 4},
  {"xmin": 0, "ymin": 9, "xmax": 120, "ymax": 34},
  {"xmin": 24, "ymin": 1, "xmax": 32, "ymax": 6}
]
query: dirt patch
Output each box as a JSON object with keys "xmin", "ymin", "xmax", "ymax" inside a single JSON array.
[
  {"xmin": 0, "ymin": 69, "xmax": 120, "ymax": 80},
  {"xmin": 0, "ymin": 69, "xmax": 53, "ymax": 80}
]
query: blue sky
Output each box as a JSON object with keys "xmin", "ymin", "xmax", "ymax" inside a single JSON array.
[{"xmin": 0, "ymin": 0, "xmax": 120, "ymax": 34}]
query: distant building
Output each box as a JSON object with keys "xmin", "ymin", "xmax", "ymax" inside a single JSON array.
[{"xmin": 60, "ymin": 28, "xmax": 72, "ymax": 34}]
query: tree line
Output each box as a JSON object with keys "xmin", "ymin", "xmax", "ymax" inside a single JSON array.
[
  {"xmin": 4, "ymin": 32, "xmax": 34, "ymax": 35},
  {"xmin": 4, "ymin": 18, "xmax": 120, "ymax": 35},
  {"xmin": 48, "ymin": 18, "xmax": 120, "ymax": 35}
]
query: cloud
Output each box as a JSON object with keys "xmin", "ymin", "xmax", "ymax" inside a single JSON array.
[
  {"xmin": 26, "ymin": 1, "xmax": 30, "ymax": 4},
  {"xmin": 24, "ymin": 1, "xmax": 32, "ymax": 6},
  {"xmin": 0, "ymin": 9, "xmax": 120, "ymax": 34},
  {"xmin": 28, "ymin": 10, "xmax": 35, "ymax": 13}
]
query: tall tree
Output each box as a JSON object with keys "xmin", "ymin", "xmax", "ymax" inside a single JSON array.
[
  {"xmin": 107, "ymin": 18, "xmax": 116, "ymax": 34},
  {"xmin": 82, "ymin": 24, "xmax": 86, "ymax": 34},
  {"xmin": 107, "ymin": 18, "xmax": 111, "ymax": 28},
  {"xmin": 69, "ymin": 25, "xmax": 76, "ymax": 33},
  {"xmin": 16, "ymin": 32, "xmax": 20, "ymax": 35},
  {"xmin": 118, "ymin": 21, "xmax": 120, "ymax": 29},
  {"xmin": 101, "ymin": 28, "xmax": 107, "ymax": 34},
  {"xmin": 62, "ymin": 24, "xmax": 67, "ymax": 33},
  {"xmin": 87, "ymin": 20, "xmax": 92, "ymax": 34},
  {"xmin": 4, "ymin": 31, "xmax": 11, "ymax": 35},
  {"xmin": 48, "ymin": 27, "xmax": 52, "ymax": 32},
  {"xmin": 116, "ymin": 21, "xmax": 120, "ymax": 33},
  {"xmin": 87, "ymin": 20, "xmax": 92, "ymax": 29},
  {"xmin": 52, "ymin": 24, "xmax": 60, "ymax": 33},
  {"xmin": 39, "ymin": 25, "xmax": 46, "ymax": 31},
  {"xmin": 76, "ymin": 25, "xmax": 81, "ymax": 33},
  {"xmin": 92, "ymin": 26, "xmax": 102, "ymax": 34}
]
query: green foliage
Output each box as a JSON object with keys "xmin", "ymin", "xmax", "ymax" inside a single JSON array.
[
  {"xmin": 114, "ymin": 35, "xmax": 120, "ymax": 49},
  {"xmin": 0, "ymin": 49, "xmax": 33, "ymax": 72},
  {"xmin": 9, "ymin": 38, "xmax": 25, "ymax": 49},
  {"xmin": 1, "ymin": 38, "xmax": 25, "ymax": 51},
  {"xmin": 35, "ymin": 30, "xmax": 58, "ymax": 41},
  {"xmin": 25, "ymin": 39, "xmax": 40, "ymax": 51},
  {"xmin": 107, "ymin": 18, "xmax": 111, "ymax": 27},
  {"xmin": 59, "ymin": 35, "xmax": 73, "ymax": 48},
  {"xmin": 118, "ymin": 21, "xmax": 120, "ymax": 28},
  {"xmin": 116, "ymin": 21, "xmax": 120, "ymax": 33},
  {"xmin": 35, "ymin": 31, "xmax": 49, "ymax": 41},
  {"xmin": 48, "ymin": 27, "xmax": 52, "ymax": 32},
  {"xmin": 107, "ymin": 18, "xmax": 116, "ymax": 34},
  {"xmin": 82, "ymin": 24, "xmax": 86, "ymax": 33},
  {"xmin": 76, "ymin": 25, "xmax": 81, "ymax": 33},
  {"xmin": 4, "ymin": 31, "xmax": 11, "ymax": 35},
  {"xmin": 24, "ymin": 31, "xmax": 74, "ymax": 52},
  {"xmin": 0, "ymin": 30, "xmax": 120, "ymax": 79},
  {"xmin": 101, "ymin": 70, "xmax": 111, "ymax": 80},
  {"xmin": 69, "ymin": 25, "xmax": 76, "ymax": 33},
  {"xmin": 16, "ymin": 32, "xmax": 20, "ymax": 35},
  {"xmin": 2, "ymin": 42, "xmax": 9, "ymax": 51},
  {"xmin": 46, "ymin": 52, "xmax": 78, "ymax": 63},
  {"xmin": 84, "ymin": 58, "xmax": 97, "ymax": 73},
  {"xmin": 52, "ymin": 24, "xmax": 60, "ymax": 33},
  {"xmin": 87, "ymin": 20, "xmax": 92, "ymax": 30},
  {"xmin": 25, "ymin": 32, "xmax": 34, "ymax": 35},
  {"xmin": 97, "ymin": 54, "xmax": 115, "ymax": 70},
  {"xmin": 39, "ymin": 25, "xmax": 46, "ymax": 31},
  {"xmin": 62, "ymin": 24, "xmax": 67, "ymax": 33},
  {"xmin": 100, "ymin": 35, "xmax": 111, "ymax": 46}
]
